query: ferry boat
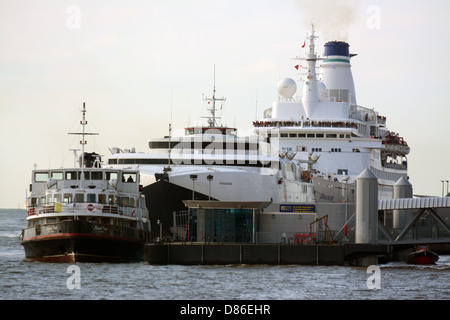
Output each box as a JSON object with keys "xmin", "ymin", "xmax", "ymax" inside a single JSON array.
[
  {"xmin": 253, "ymin": 25, "xmax": 410, "ymax": 203},
  {"xmin": 20, "ymin": 104, "xmax": 151, "ymax": 262}
]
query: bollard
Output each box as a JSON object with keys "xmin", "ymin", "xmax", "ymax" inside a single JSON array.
[
  {"xmin": 393, "ymin": 176, "xmax": 413, "ymax": 229},
  {"xmin": 355, "ymin": 168, "xmax": 378, "ymax": 244}
]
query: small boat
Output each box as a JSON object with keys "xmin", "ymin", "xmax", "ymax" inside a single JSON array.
[
  {"xmin": 406, "ymin": 245, "xmax": 439, "ymax": 265},
  {"xmin": 20, "ymin": 103, "xmax": 151, "ymax": 262}
]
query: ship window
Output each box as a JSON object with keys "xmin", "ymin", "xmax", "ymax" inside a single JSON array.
[
  {"xmin": 99, "ymin": 194, "xmax": 106, "ymax": 204},
  {"xmin": 51, "ymin": 172, "xmax": 64, "ymax": 180},
  {"xmin": 75, "ymin": 193, "xmax": 84, "ymax": 203},
  {"xmin": 66, "ymin": 171, "xmax": 78, "ymax": 180},
  {"xmin": 312, "ymin": 148, "xmax": 322, "ymax": 152},
  {"xmin": 316, "ymin": 133, "xmax": 324, "ymax": 138},
  {"xmin": 340, "ymin": 134, "xmax": 345, "ymax": 138},
  {"xmin": 296, "ymin": 146, "xmax": 307, "ymax": 152},
  {"xmin": 298, "ymin": 133, "xmax": 306, "ymax": 137},
  {"xmin": 34, "ymin": 172, "xmax": 48, "ymax": 182},
  {"xmin": 108, "ymin": 159, "xmax": 118, "ymax": 164},
  {"xmin": 326, "ymin": 134, "xmax": 337, "ymax": 138},
  {"xmin": 337, "ymin": 169, "xmax": 348, "ymax": 175},
  {"xmin": 64, "ymin": 193, "xmax": 72, "ymax": 204},
  {"xmin": 289, "ymin": 133, "xmax": 297, "ymax": 138},
  {"xmin": 307, "ymin": 134, "xmax": 315, "ymax": 138},
  {"xmin": 54, "ymin": 194, "xmax": 62, "ymax": 203},
  {"xmin": 121, "ymin": 197, "xmax": 129, "ymax": 206},
  {"xmin": 31, "ymin": 197, "xmax": 38, "ymax": 206},
  {"xmin": 87, "ymin": 194, "xmax": 96, "ymax": 203},
  {"xmin": 78, "ymin": 171, "xmax": 90, "ymax": 180},
  {"xmin": 280, "ymin": 133, "xmax": 288, "ymax": 138},
  {"xmin": 123, "ymin": 173, "xmax": 137, "ymax": 183},
  {"xmin": 91, "ymin": 171, "xmax": 103, "ymax": 180},
  {"xmin": 105, "ymin": 172, "xmax": 118, "ymax": 181}
]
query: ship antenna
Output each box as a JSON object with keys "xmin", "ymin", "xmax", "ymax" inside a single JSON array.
[
  {"xmin": 81, "ymin": 103, "xmax": 86, "ymax": 188},
  {"xmin": 202, "ymin": 65, "xmax": 226, "ymax": 127},
  {"xmin": 68, "ymin": 102, "xmax": 99, "ymax": 189}
]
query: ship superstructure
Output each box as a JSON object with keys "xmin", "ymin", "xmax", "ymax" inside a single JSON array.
[{"xmin": 253, "ymin": 25, "xmax": 409, "ymax": 202}]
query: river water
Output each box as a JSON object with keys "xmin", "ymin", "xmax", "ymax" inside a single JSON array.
[{"xmin": 1, "ymin": 209, "xmax": 449, "ymax": 301}]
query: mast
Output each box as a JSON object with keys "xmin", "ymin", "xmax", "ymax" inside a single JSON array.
[
  {"xmin": 203, "ymin": 65, "xmax": 226, "ymax": 127},
  {"xmin": 68, "ymin": 102, "xmax": 98, "ymax": 189}
]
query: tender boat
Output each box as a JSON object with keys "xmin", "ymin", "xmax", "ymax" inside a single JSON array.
[
  {"xmin": 20, "ymin": 103, "xmax": 151, "ymax": 262},
  {"xmin": 406, "ymin": 245, "xmax": 439, "ymax": 265}
]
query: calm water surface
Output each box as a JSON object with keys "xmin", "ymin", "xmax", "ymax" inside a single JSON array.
[{"xmin": 1, "ymin": 209, "xmax": 449, "ymax": 300}]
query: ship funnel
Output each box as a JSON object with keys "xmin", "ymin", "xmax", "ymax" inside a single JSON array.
[{"xmin": 320, "ymin": 41, "xmax": 357, "ymax": 105}]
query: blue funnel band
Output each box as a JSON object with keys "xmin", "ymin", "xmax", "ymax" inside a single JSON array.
[{"xmin": 324, "ymin": 41, "xmax": 349, "ymax": 57}]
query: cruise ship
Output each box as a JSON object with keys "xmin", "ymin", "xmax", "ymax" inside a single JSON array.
[
  {"xmin": 108, "ymin": 82, "xmax": 315, "ymax": 239},
  {"xmin": 108, "ymin": 26, "xmax": 409, "ymax": 240},
  {"xmin": 253, "ymin": 25, "xmax": 409, "ymax": 203}
]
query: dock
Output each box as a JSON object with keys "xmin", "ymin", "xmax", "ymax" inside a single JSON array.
[
  {"xmin": 144, "ymin": 170, "xmax": 450, "ymax": 267},
  {"xmin": 144, "ymin": 242, "xmax": 388, "ymax": 266}
]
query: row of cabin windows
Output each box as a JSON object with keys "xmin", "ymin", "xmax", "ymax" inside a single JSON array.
[
  {"xmin": 275, "ymin": 133, "xmax": 351, "ymax": 139},
  {"xmin": 294, "ymin": 146, "xmax": 343, "ymax": 153},
  {"xmin": 34, "ymin": 171, "xmax": 137, "ymax": 183},
  {"xmin": 30, "ymin": 193, "xmax": 140, "ymax": 207}
]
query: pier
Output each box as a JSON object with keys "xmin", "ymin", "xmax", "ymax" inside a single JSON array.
[{"xmin": 144, "ymin": 170, "xmax": 450, "ymax": 267}]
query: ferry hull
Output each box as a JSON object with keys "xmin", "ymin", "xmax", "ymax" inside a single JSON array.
[
  {"xmin": 21, "ymin": 220, "xmax": 145, "ymax": 262},
  {"xmin": 22, "ymin": 234, "xmax": 144, "ymax": 262}
]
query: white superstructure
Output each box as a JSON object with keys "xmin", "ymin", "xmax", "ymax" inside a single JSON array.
[{"xmin": 253, "ymin": 25, "xmax": 409, "ymax": 202}]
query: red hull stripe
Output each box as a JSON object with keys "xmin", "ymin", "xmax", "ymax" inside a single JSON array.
[{"xmin": 22, "ymin": 233, "xmax": 143, "ymax": 243}]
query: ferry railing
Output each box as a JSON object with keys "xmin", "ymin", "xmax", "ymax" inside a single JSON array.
[{"xmin": 27, "ymin": 202, "xmax": 139, "ymax": 218}]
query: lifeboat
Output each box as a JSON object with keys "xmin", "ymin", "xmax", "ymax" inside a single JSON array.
[{"xmin": 406, "ymin": 245, "xmax": 439, "ymax": 265}]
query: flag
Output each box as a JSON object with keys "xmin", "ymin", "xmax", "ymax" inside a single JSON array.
[
  {"xmin": 302, "ymin": 40, "xmax": 306, "ymax": 48},
  {"xmin": 295, "ymin": 65, "xmax": 299, "ymax": 70}
]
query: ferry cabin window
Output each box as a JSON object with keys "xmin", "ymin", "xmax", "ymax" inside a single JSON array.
[
  {"xmin": 66, "ymin": 171, "xmax": 77, "ymax": 180},
  {"xmin": 99, "ymin": 194, "xmax": 106, "ymax": 204},
  {"xmin": 327, "ymin": 134, "xmax": 337, "ymax": 138},
  {"xmin": 91, "ymin": 171, "xmax": 103, "ymax": 180},
  {"xmin": 54, "ymin": 193, "xmax": 62, "ymax": 203},
  {"xmin": 307, "ymin": 134, "xmax": 315, "ymax": 138},
  {"xmin": 87, "ymin": 193, "xmax": 96, "ymax": 203},
  {"xmin": 51, "ymin": 172, "xmax": 64, "ymax": 180},
  {"xmin": 280, "ymin": 133, "xmax": 288, "ymax": 138},
  {"xmin": 123, "ymin": 173, "xmax": 137, "ymax": 183},
  {"xmin": 64, "ymin": 193, "xmax": 72, "ymax": 204},
  {"xmin": 78, "ymin": 171, "xmax": 90, "ymax": 180},
  {"xmin": 75, "ymin": 193, "xmax": 84, "ymax": 203},
  {"xmin": 296, "ymin": 146, "xmax": 307, "ymax": 152},
  {"xmin": 298, "ymin": 133, "xmax": 306, "ymax": 138},
  {"xmin": 316, "ymin": 133, "xmax": 324, "ymax": 138},
  {"xmin": 337, "ymin": 169, "xmax": 348, "ymax": 175},
  {"xmin": 34, "ymin": 172, "xmax": 48, "ymax": 182},
  {"xmin": 289, "ymin": 133, "xmax": 297, "ymax": 138},
  {"xmin": 105, "ymin": 172, "xmax": 118, "ymax": 181}
]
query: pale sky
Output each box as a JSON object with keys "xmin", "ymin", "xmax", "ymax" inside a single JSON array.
[{"xmin": 1, "ymin": 0, "xmax": 449, "ymax": 208}]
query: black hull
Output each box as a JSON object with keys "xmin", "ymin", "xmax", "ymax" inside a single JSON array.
[
  {"xmin": 22, "ymin": 234, "xmax": 144, "ymax": 263},
  {"xmin": 143, "ymin": 179, "xmax": 211, "ymax": 240},
  {"xmin": 21, "ymin": 219, "xmax": 146, "ymax": 262}
]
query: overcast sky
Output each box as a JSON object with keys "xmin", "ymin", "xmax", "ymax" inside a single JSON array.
[{"xmin": 1, "ymin": 0, "xmax": 449, "ymax": 208}]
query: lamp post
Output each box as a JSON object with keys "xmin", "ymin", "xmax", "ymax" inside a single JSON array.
[
  {"xmin": 190, "ymin": 175, "xmax": 198, "ymax": 200},
  {"xmin": 207, "ymin": 174, "xmax": 214, "ymax": 201},
  {"xmin": 157, "ymin": 219, "xmax": 162, "ymax": 243}
]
